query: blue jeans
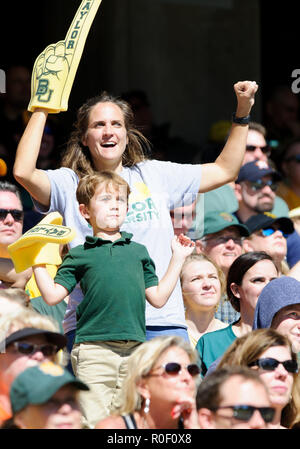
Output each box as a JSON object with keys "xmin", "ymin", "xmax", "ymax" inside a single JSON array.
[
  {"xmin": 146, "ymin": 326, "xmax": 190, "ymax": 343},
  {"xmin": 65, "ymin": 329, "xmax": 76, "ymax": 374}
]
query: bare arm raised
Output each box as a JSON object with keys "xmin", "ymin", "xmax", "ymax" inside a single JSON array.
[
  {"xmin": 13, "ymin": 109, "xmax": 51, "ymax": 207},
  {"xmin": 199, "ymin": 80, "xmax": 259, "ymax": 193}
]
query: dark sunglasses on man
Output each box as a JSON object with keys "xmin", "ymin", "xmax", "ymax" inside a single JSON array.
[
  {"xmin": 246, "ymin": 144, "xmax": 271, "ymax": 157},
  {"xmin": 0, "ymin": 209, "xmax": 24, "ymax": 222},
  {"xmin": 212, "ymin": 405, "xmax": 275, "ymax": 423},
  {"xmin": 12, "ymin": 341, "xmax": 59, "ymax": 357},
  {"xmin": 247, "ymin": 179, "xmax": 278, "ymax": 192}
]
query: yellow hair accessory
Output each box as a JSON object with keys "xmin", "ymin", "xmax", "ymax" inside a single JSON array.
[
  {"xmin": 8, "ymin": 212, "xmax": 76, "ymax": 273},
  {"xmin": 28, "ymin": 0, "xmax": 102, "ymax": 113}
]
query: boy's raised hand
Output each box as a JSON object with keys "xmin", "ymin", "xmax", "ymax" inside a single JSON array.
[{"xmin": 171, "ymin": 233, "xmax": 195, "ymax": 259}]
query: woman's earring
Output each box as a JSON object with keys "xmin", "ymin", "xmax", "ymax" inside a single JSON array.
[{"xmin": 144, "ymin": 398, "xmax": 150, "ymax": 414}]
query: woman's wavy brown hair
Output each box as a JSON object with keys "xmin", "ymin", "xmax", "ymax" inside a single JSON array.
[{"xmin": 60, "ymin": 92, "xmax": 151, "ymax": 179}]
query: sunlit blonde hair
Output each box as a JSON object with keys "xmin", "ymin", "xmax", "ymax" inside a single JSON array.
[
  {"xmin": 0, "ymin": 308, "xmax": 62, "ymax": 364},
  {"xmin": 117, "ymin": 336, "xmax": 199, "ymax": 415},
  {"xmin": 0, "ymin": 288, "xmax": 30, "ymax": 308},
  {"xmin": 0, "ymin": 308, "xmax": 59, "ymax": 337}
]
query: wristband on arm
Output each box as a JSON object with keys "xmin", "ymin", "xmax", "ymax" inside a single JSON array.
[{"xmin": 232, "ymin": 113, "xmax": 251, "ymax": 125}]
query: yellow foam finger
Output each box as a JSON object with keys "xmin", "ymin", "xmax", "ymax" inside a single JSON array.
[
  {"xmin": 28, "ymin": 0, "xmax": 103, "ymax": 113},
  {"xmin": 8, "ymin": 212, "xmax": 76, "ymax": 273}
]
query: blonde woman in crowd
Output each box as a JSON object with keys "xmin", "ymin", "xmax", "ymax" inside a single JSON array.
[
  {"xmin": 196, "ymin": 251, "xmax": 278, "ymax": 376},
  {"xmin": 96, "ymin": 336, "xmax": 200, "ymax": 429},
  {"xmin": 180, "ymin": 254, "xmax": 227, "ymax": 347}
]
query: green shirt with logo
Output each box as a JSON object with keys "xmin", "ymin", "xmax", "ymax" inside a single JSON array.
[{"xmin": 54, "ymin": 232, "xmax": 158, "ymax": 344}]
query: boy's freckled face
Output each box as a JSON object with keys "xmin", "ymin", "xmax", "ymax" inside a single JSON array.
[{"xmin": 86, "ymin": 183, "xmax": 128, "ymax": 233}]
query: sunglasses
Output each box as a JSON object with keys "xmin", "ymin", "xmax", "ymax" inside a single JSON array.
[
  {"xmin": 0, "ymin": 209, "xmax": 24, "ymax": 222},
  {"xmin": 285, "ymin": 154, "xmax": 300, "ymax": 163},
  {"xmin": 153, "ymin": 362, "xmax": 200, "ymax": 377},
  {"xmin": 13, "ymin": 342, "xmax": 58, "ymax": 357},
  {"xmin": 260, "ymin": 227, "xmax": 288, "ymax": 238},
  {"xmin": 248, "ymin": 357, "xmax": 298, "ymax": 374},
  {"xmin": 202, "ymin": 236, "xmax": 243, "ymax": 246},
  {"xmin": 247, "ymin": 179, "xmax": 278, "ymax": 192},
  {"xmin": 215, "ymin": 405, "xmax": 275, "ymax": 423},
  {"xmin": 246, "ymin": 144, "xmax": 271, "ymax": 156}
]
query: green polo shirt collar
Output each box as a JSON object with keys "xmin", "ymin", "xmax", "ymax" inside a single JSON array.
[{"xmin": 85, "ymin": 231, "xmax": 133, "ymax": 247}]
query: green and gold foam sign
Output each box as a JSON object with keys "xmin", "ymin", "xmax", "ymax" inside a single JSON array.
[{"xmin": 28, "ymin": 0, "xmax": 102, "ymax": 113}]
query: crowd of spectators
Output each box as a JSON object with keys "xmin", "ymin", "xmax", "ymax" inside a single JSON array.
[{"xmin": 1, "ymin": 54, "xmax": 300, "ymax": 432}]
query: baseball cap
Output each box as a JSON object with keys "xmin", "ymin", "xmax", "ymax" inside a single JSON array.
[
  {"xmin": 236, "ymin": 160, "xmax": 282, "ymax": 183},
  {"xmin": 244, "ymin": 213, "xmax": 294, "ymax": 235},
  {"xmin": 253, "ymin": 276, "xmax": 300, "ymax": 329},
  {"xmin": 10, "ymin": 361, "xmax": 89, "ymax": 414},
  {"xmin": 2, "ymin": 327, "xmax": 67, "ymax": 351},
  {"xmin": 200, "ymin": 211, "xmax": 249, "ymax": 238}
]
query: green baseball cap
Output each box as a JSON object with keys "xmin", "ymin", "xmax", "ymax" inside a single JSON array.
[
  {"xmin": 10, "ymin": 361, "xmax": 89, "ymax": 414},
  {"xmin": 200, "ymin": 211, "xmax": 250, "ymax": 238}
]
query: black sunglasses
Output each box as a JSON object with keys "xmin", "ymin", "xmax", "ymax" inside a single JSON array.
[
  {"xmin": 0, "ymin": 208, "xmax": 24, "ymax": 222},
  {"xmin": 215, "ymin": 405, "xmax": 275, "ymax": 423},
  {"xmin": 155, "ymin": 362, "xmax": 200, "ymax": 377},
  {"xmin": 285, "ymin": 154, "xmax": 300, "ymax": 163},
  {"xmin": 247, "ymin": 179, "xmax": 278, "ymax": 192},
  {"xmin": 13, "ymin": 342, "xmax": 58, "ymax": 357},
  {"xmin": 246, "ymin": 144, "xmax": 271, "ymax": 155},
  {"xmin": 202, "ymin": 235, "xmax": 243, "ymax": 246},
  {"xmin": 248, "ymin": 357, "xmax": 298, "ymax": 374}
]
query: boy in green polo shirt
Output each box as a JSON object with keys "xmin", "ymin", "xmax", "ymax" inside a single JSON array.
[{"xmin": 32, "ymin": 170, "xmax": 195, "ymax": 428}]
